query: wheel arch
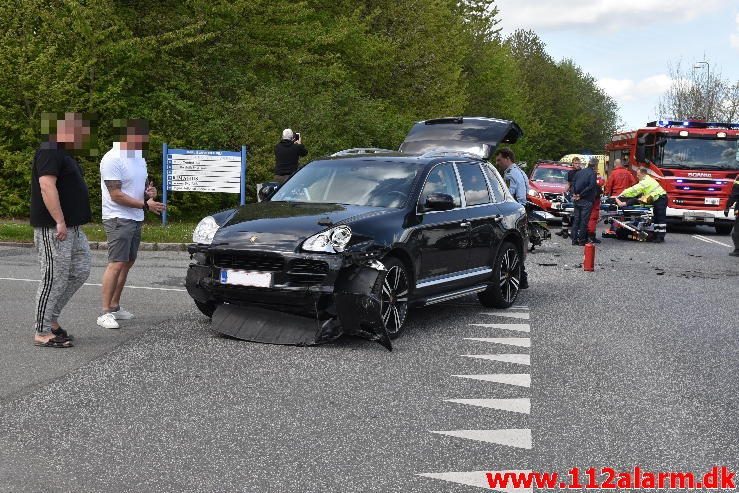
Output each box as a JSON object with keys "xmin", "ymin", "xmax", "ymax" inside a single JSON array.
[
  {"xmin": 499, "ymin": 231, "xmax": 525, "ymax": 259},
  {"xmin": 384, "ymin": 247, "xmax": 416, "ymax": 291}
]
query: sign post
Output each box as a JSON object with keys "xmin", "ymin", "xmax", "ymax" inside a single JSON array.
[
  {"xmin": 162, "ymin": 143, "xmax": 169, "ymax": 225},
  {"xmin": 162, "ymin": 145, "xmax": 247, "ymax": 225}
]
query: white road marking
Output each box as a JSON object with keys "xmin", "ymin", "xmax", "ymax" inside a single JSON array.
[
  {"xmin": 692, "ymin": 236, "xmax": 714, "ymax": 245},
  {"xmin": 464, "ymin": 337, "xmax": 530, "ymax": 348},
  {"xmin": 482, "ymin": 311, "xmax": 530, "ymax": 320},
  {"xmin": 453, "ymin": 373, "xmax": 531, "ymax": 388},
  {"xmin": 430, "ymin": 429, "xmax": 532, "ymax": 449},
  {"xmin": 464, "ymin": 354, "xmax": 530, "ymax": 365},
  {"xmin": 0, "ymin": 277, "xmax": 187, "ymax": 293},
  {"xmin": 692, "ymin": 235, "xmax": 732, "ymax": 248},
  {"xmin": 418, "ymin": 470, "xmax": 532, "ymax": 492},
  {"xmin": 511, "ymin": 305, "xmax": 529, "ymax": 310},
  {"xmin": 470, "ymin": 323, "xmax": 530, "ymax": 333},
  {"xmin": 445, "ymin": 398, "xmax": 530, "ymax": 414}
]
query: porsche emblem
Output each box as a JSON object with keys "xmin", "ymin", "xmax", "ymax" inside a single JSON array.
[{"xmin": 249, "ymin": 235, "xmax": 258, "ymax": 243}]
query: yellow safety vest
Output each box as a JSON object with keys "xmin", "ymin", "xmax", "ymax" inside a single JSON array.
[{"xmin": 620, "ymin": 175, "xmax": 666, "ymax": 203}]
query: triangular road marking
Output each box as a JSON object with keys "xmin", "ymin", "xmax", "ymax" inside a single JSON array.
[
  {"xmin": 464, "ymin": 354, "xmax": 530, "ymax": 365},
  {"xmin": 453, "ymin": 373, "xmax": 531, "ymax": 388},
  {"xmin": 469, "ymin": 323, "xmax": 530, "ymax": 333},
  {"xmin": 445, "ymin": 398, "xmax": 530, "ymax": 414},
  {"xmin": 464, "ymin": 337, "xmax": 530, "ymax": 348},
  {"xmin": 430, "ymin": 429, "xmax": 532, "ymax": 449},
  {"xmin": 417, "ymin": 470, "xmax": 532, "ymax": 492},
  {"xmin": 482, "ymin": 311, "xmax": 530, "ymax": 320}
]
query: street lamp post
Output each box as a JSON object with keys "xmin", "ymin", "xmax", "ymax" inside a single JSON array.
[{"xmin": 693, "ymin": 61, "xmax": 710, "ymax": 118}]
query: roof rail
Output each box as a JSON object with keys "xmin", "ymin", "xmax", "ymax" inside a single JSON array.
[
  {"xmin": 419, "ymin": 150, "xmax": 484, "ymax": 160},
  {"xmin": 330, "ymin": 148, "xmax": 396, "ymax": 157}
]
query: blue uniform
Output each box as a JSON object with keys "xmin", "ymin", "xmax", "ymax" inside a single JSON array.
[{"xmin": 504, "ymin": 164, "xmax": 528, "ymax": 205}]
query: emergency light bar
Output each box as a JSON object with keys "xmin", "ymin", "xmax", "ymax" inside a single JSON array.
[{"xmin": 647, "ymin": 120, "xmax": 739, "ymax": 130}]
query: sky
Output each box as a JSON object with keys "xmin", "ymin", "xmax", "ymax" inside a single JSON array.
[{"xmin": 494, "ymin": 0, "xmax": 739, "ymax": 130}]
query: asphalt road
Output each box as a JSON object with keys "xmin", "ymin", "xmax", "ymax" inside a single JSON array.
[{"xmin": 0, "ymin": 225, "xmax": 737, "ymax": 492}]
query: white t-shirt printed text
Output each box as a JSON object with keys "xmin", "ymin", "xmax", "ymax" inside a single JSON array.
[{"xmin": 100, "ymin": 142, "xmax": 148, "ymax": 221}]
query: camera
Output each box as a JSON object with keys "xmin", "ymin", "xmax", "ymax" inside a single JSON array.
[{"xmin": 293, "ymin": 132, "xmax": 301, "ymax": 142}]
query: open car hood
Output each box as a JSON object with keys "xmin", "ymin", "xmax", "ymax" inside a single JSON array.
[{"xmin": 398, "ymin": 116, "xmax": 523, "ymax": 159}]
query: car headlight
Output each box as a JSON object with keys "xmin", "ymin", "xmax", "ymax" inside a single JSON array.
[
  {"xmin": 192, "ymin": 216, "xmax": 220, "ymax": 245},
  {"xmin": 527, "ymin": 189, "xmax": 541, "ymax": 198},
  {"xmin": 302, "ymin": 225, "xmax": 352, "ymax": 253}
]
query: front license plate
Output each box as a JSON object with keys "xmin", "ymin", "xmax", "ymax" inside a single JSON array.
[
  {"xmin": 705, "ymin": 198, "xmax": 720, "ymax": 205},
  {"xmin": 220, "ymin": 269, "xmax": 272, "ymax": 288}
]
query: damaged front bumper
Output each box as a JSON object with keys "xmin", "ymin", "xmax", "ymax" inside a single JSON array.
[{"xmin": 185, "ymin": 245, "xmax": 393, "ymax": 350}]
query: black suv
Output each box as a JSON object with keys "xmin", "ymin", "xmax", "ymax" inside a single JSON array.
[{"xmin": 186, "ymin": 117, "xmax": 527, "ymax": 349}]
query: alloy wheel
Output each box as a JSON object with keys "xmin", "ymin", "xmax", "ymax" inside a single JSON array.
[
  {"xmin": 499, "ymin": 248, "xmax": 520, "ymax": 304},
  {"xmin": 380, "ymin": 264, "xmax": 409, "ymax": 336}
]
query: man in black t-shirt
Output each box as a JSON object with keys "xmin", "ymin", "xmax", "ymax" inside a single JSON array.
[
  {"xmin": 30, "ymin": 112, "xmax": 93, "ymax": 348},
  {"xmin": 274, "ymin": 128, "xmax": 308, "ymax": 183}
]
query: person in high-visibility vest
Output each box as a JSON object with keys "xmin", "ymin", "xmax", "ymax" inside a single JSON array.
[
  {"xmin": 616, "ymin": 167, "xmax": 668, "ymax": 243},
  {"xmin": 725, "ymin": 178, "xmax": 739, "ymax": 256}
]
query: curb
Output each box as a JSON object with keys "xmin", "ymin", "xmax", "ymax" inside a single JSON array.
[{"xmin": 0, "ymin": 241, "xmax": 188, "ymax": 251}]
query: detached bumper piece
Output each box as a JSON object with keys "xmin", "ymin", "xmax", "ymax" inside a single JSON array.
[{"xmin": 212, "ymin": 304, "xmax": 336, "ymax": 346}]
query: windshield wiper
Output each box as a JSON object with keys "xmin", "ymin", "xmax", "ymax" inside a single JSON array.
[
  {"xmin": 660, "ymin": 164, "xmax": 691, "ymax": 169},
  {"xmin": 696, "ymin": 165, "xmax": 738, "ymax": 170}
]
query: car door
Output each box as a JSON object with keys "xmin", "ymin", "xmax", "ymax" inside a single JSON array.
[
  {"xmin": 408, "ymin": 162, "xmax": 471, "ymax": 296},
  {"xmin": 456, "ymin": 161, "xmax": 507, "ymax": 272}
]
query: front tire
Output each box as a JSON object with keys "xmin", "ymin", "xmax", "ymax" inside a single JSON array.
[
  {"xmin": 478, "ymin": 241, "xmax": 522, "ymax": 309},
  {"xmin": 378, "ymin": 257, "xmax": 410, "ymax": 339}
]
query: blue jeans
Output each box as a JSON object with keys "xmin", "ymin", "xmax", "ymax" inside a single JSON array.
[{"xmin": 571, "ymin": 199, "xmax": 593, "ymax": 244}]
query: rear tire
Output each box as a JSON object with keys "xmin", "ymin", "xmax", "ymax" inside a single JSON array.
[
  {"xmin": 715, "ymin": 224, "xmax": 733, "ymax": 235},
  {"xmin": 478, "ymin": 241, "xmax": 522, "ymax": 309},
  {"xmin": 195, "ymin": 300, "xmax": 218, "ymax": 318},
  {"xmin": 378, "ymin": 257, "xmax": 410, "ymax": 339}
]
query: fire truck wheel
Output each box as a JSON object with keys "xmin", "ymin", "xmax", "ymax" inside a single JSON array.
[{"xmin": 715, "ymin": 224, "xmax": 733, "ymax": 235}]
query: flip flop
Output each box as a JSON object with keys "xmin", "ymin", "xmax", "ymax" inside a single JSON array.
[
  {"xmin": 51, "ymin": 326, "xmax": 73, "ymax": 342},
  {"xmin": 34, "ymin": 335, "xmax": 73, "ymax": 348}
]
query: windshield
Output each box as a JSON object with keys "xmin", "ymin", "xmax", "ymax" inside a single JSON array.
[
  {"xmin": 660, "ymin": 137, "xmax": 739, "ymax": 169},
  {"xmin": 531, "ymin": 167, "xmax": 569, "ymax": 183},
  {"xmin": 270, "ymin": 160, "xmax": 420, "ymax": 208}
]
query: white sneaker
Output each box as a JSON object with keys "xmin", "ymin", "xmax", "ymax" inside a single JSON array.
[
  {"xmin": 111, "ymin": 308, "xmax": 134, "ymax": 320},
  {"xmin": 97, "ymin": 312, "xmax": 120, "ymax": 329}
]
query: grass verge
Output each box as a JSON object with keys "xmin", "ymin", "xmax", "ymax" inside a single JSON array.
[{"xmin": 0, "ymin": 220, "xmax": 196, "ymax": 244}]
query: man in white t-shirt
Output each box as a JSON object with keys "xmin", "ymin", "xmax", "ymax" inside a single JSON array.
[{"xmin": 97, "ymin": 119, "xmax": 165, "ymax": 329}]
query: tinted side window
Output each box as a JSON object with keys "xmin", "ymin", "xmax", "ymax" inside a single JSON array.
[
  {"xmin": 482, "ymin": 164, "xmax": 506, "ymax": 203},
  {"xmin": 420, "ymin": 163, "xmax": 462, "ymax": 211},
  {"xmin": 456, "ymin": 163, "xmax": 491, "ymax": 206}
]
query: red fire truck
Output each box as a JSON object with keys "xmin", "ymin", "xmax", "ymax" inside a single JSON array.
[{"xmin": 606, "ymin": 120, "xmax": 739, "ymax": 234}]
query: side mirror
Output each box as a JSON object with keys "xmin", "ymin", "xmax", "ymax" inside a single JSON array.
[
  {"xmin": 424, "ymin": 193, "xmax": 455, "ymax": 212},
  {"xmin": 258, "ymin": 182, "xmax": 280, "ymax": 202}
]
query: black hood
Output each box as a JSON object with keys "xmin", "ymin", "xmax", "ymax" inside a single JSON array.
[{"xmin": 213, "ymin": 202, "xmax": 392, "ymax": 251}]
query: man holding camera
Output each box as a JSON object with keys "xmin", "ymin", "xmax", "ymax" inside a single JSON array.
[{"xmin": 274, "ymin": 128, "xmax": 307, "ymax": 184}]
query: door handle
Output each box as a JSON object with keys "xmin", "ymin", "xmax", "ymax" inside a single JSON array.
[{"xmin": 460, "ymin": 221, "xmax": 471, "ymax": 228}]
